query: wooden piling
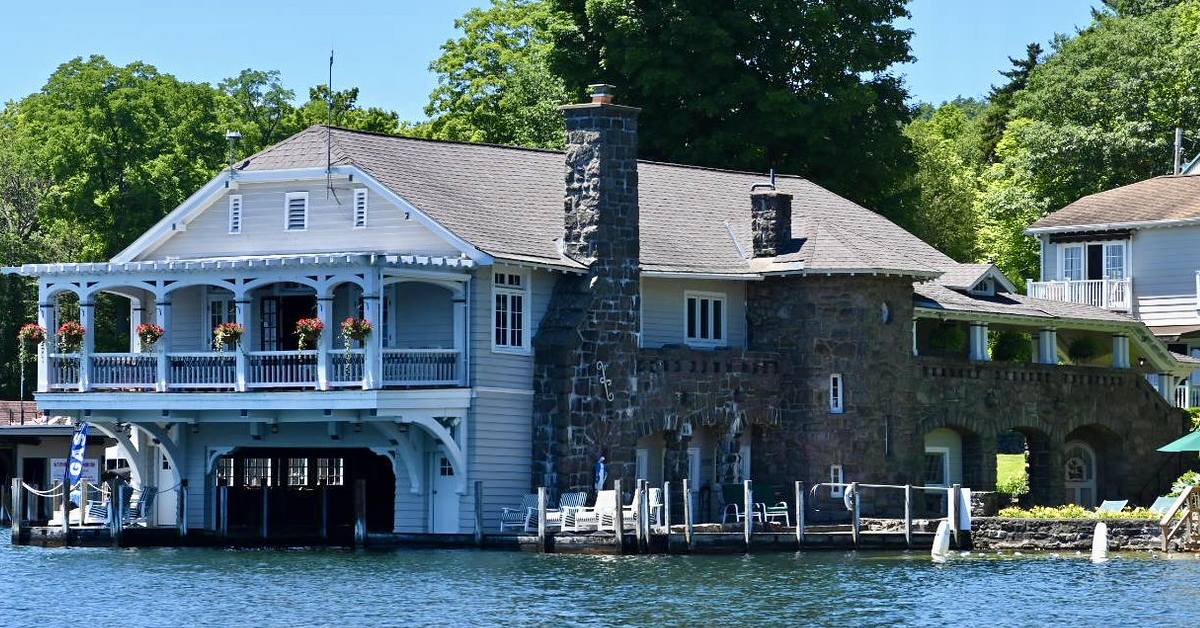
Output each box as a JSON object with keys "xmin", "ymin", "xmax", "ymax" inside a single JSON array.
[
  {"xmin": 260, "ymin": 486, "xmax": 270, "ymax": 540},
  {"xmin": 949, "ymin": 483, "xmax": 961, "ymax": 547},
  {"xmin": 743, "ymin": 479, "xmax": 753, "ymax": 551},
  {"xmin": 795, "ymin": 481, "xmax": 805, "ymax": 547},
  {"xmin": 663, "ymin": 481, "xmax": 672, "ymax": 537},
  {"xmin": 613, "ymin": 480, "xmax": 625, "ymax": 551},
  {"xmin": 218, "ymin": 485, "xmax": 229, "ymax": 540},
  {"xmin": 850, "ymin": 482, "xmax": 860, "ymax": 547},
  {"xmin": 536, "ymin": 486, "xmax": 549, "ymax": 553},
  {"xmin": 10, "ymin": 478, "xmax": 21, "ymax": 538},
  {"xmin": 903, "ymin": 484, "xmax": 913, "ymax": 548},
  {"xmin": 62, "ymin": 480, "xmax": 71, "ymax": 536},
  {"xmin": 473, "ymin": 481, "xmax": 484, "ymax": 547},
  {"xmin": 682, "ymin": 478, "xmax": 693, "ymax": 551},
  {"xmin": 632, "ymin": 481, "xmax": 642, "ymax": 548},
  {"xmin": 178, "ymin": 482, "xmax": 189, "ymax": 538},
  {"xmin": 113, "ymin": 482, "xmax": 126, "ymax": 547},
  {"xmin": 640, "ymin": 480, "xmax": 651, "ymax": 553},
  {"xmin": 354, "ymin": 478, "xmax": 367, "ymax": 547}
]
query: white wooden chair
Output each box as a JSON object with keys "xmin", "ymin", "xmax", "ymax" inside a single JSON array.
[
  {"xmin": 499, "ymin": 494, "xmax": 538, "ymax": 531},
  {"xmin": 566, "ymin": 490, "xmax": 617, "ymax": 532},
  {"xmin": 538, "ymin": 491, "xmax": 588, "ymax": 531}
]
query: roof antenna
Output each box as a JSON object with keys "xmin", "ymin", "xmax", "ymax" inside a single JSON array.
[{"xmin": 326, "ymin": 48, "xmax": 335, "ymax": 199}]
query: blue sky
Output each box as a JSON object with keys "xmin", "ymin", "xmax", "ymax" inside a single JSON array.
[{"xmin": 0, "ymin": 0, "xmax": 1097, "ymax": 120}]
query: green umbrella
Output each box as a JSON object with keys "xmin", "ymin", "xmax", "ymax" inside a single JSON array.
[{"xmin": 1158, "ymin": 430, "xmax": 1200, "ymax": 452}]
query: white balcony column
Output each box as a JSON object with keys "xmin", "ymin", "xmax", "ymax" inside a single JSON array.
[
  {"xmin": 1037, "ymin": 328, "xmax": 1057, "ymax": 365},
  {"xmin": 155, "ymin": 299, "xmax": 172, "ymax": 392},
  {"xmin": 36, "ymin": 297, "xmax": 54, "ymax": 393},
  {"xmin": 1158, "ymin": 373, "xmax": 1176, "ymax": 401},
  {"xmin": 968, "ymin": 322, "xmax": 990, "ymax": 362},
  {"xmin": 363, "ymin": 271, "xmax": 382, "ymax": 390},
  {"xmin": 1111, "ymin": 335, "xmax": 1130, "ymax": 369},
  {"xmin": 316, "ymin": 293, "xmax": 334, "ymax": 391},
  {"xmin": 452, "ymin": 291, "xmax": 468, "ymax": 385},
  {"xmin": 78, "ymin": 298, "xmax": 95, "ymax": 392},
  {"xmin": 234, "ymin": 298, "xmax": 251, "ymax": 392},
  {"xmin": 129, "ymin": 297, "xmax": 144, "ymax": 352}
]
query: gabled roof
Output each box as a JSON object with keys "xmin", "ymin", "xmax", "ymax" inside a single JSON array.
[
  {"xmin": 933, "ymin": 263, "xmax": 1017, "ymax": 293},
  {"xmin": 233, "ymin": 126, "xmax": 956, "ymax": 277},
  {"xmin": 1028, "ymin": 174, "xmax": 1200, "ymax": 232}
]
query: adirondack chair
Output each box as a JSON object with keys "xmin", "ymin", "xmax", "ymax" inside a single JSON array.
[
  {"xmin": 536, "ymin": 491, "xmax": 588, "ymax": 532},
  {"xmin": 125, "ymin": 487, "xmax": 157, "ymax": 527},
  {"xmin": 566, "ymin": 490, "xmax": 617, "ymax": 532},
  {"xmin": 499, "ymin": 494, "xmax": 538, "ymax": 531}
]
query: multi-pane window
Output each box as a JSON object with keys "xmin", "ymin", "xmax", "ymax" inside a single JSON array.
[
  {"xmin": 493, "ymin": 272, "xmax": 527, "ymax": 351},
  {"xmin": 288, "ymin": 458, "xmax": 309, "ymax": 486},
  {"xmin": 353, "ymin": 189, "xmax": 368, "ymax": 229},
  {"xmin": 216, "ymin": 457, "xmax": 235, "ymax": 487},
  {"xmin": 439, "ymin": 456, "xmax": 454, "ymax": 477},
  {"xmin": 1104, "ymin": 243, "xmax": 1126, "ymax": 279},
  {"xmin": 317, "ymin": 458, "xmax": 344, "ymax": 486},
  {"xmin": 829, "ymin": 373, "xmax": 844, "ymax": 413},
  {"xmin": 207, "ymin": 288, "xmax": 236, "ymax": 348},
  {"xmin": 1061, "ymin": 245, "xmax": 1083, "ymax": 281},
  {"xmin": 285, "ymin": 192, "xmax": 308, "ymax": 231},
  {"xmin": 924, "ymin": 450, "xmax": 948, "ymax": 487},
  {"xmin": 830, "ymin": 464, "xmax": 844, "ymax": 499},
  {"xmin": 228, "ymin": 194, "xmax": 243, "ymax": 234},
  {"xmin": 244, "ymin": 457, "xmax": 272, "ymax": 487},
  {"xmin": 685, "ymin": 292, "xmax": 725, "ymax": 346},
  {"xmin": 260, "ymin": 297, "xmax": 279, "ymax": 351}
]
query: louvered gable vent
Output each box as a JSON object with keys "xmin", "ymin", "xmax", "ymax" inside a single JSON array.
[
  {"xmin": 285, "ymin": 192, "xmax": 308, "ymax": 231},
  {"xmin": 228, "ymin": 194, "xmax": 242, "ymax": 234},
  {"xmin": 353, "ymin": 188, "xmax": 367, "ymax": 228}
]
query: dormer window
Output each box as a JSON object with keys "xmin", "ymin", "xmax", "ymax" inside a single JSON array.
[
  {"xmin": 969, "ymin": 279, "xmax": 994, "ymax": 297},
  {"xmin": 353, "ymin": 189, "xmax": 367, "ymax": 229},
  {"xmin": 285, "ymin": 192, "xmax": 308, "ymax": 231},
  {"xmin": 228, "ymin": 194, "xmax": 242, "ymax": 234}
]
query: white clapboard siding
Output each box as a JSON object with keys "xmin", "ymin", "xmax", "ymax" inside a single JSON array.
[
  {"xmin": 469, "ymin": 266, "xmax": 554, "ymax": 390},
  {"xmin": 393, "ymin": 282, "xmax": 454, "ymax": 348},
  {"xmin": 469, "ymin": 389, "xmax": 534, "ymax": 531},
  {"xmin": 1131, "ymin": 226, "xmax": 1200, "ymax": 299},
  {"xmin": 1136, "ymin": 295, "xmax": 1200, "ymax": 327},
  {"xmin": 169, "ymin": 286, "xmax": 203, "ymax": 351},
  {"xmin": 640, "ymin": 277, "xmax": 748, "ymax": 348},
  {"xmin": 141, "ymin": 182, "xmax": 459, "ymax": 260}
]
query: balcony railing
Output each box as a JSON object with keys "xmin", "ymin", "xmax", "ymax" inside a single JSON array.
[
  {"xmin": 382, "ymin": 349, "xmax": 460, "ymax": 386},
  {"xmin": 1174, "ymin": 382, "xmax": 1200, "ymax": 409},
  {"xmin": 48, "ymin": 354, "xmax": 80, "ymax": 391},
  {"xmin": 1027, "ymin": 278, "xmax": 1131, "ymax": 310},
  {"xmin": 167, "ymin": 353, "xmax": 236, "ymax": 390},
  {"xmin": 246, "ymin": 350, "xmax": 318, "ymax": 389},
  {"xmin": 90, "ymin": 353, "xmax": 157, "ymax": 390}
]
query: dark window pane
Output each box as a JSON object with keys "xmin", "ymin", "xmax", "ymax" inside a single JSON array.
[
  {"xmin": 686, "ymin": 298, "xmax": 697, "ymax": 338},
  {"xmin": 712, "ymin": 300, "xmax": 723, "ymax": 340},
  {"xmin": 699, "ymin": 298, "xmax": 710, "ymax": 339}
]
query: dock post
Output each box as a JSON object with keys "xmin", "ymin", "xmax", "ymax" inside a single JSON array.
[
  {"xmin": 903, "ymin": 484, "xmax": 913, "ymax": 548},
  {"xmin": 218, "ymin": 485, "xmax": 229, "ymax": 540},
  {"xmin": 10, "ymin": 478, "xmax": 21, "ymax": 539},
  {"xmin": 354, "ymin": 478, "xmax": 367, "ymax": 548},
  {"xmin": 178, "ymin": 482, "xmax": 189, "ymax": 539},
  {"xmin": 62, "ymin": 479, "xmax": 72, "ymax": 537},
  {"xmin": 113, "ymin": 482, "xmax": 126, "ymax": 547},
  {"xmin": 261, "ymin": 487, "xmax": 270, "ymax": 540},
  {"xmin": 632, "ymin": 481, "xmax": 642, "ymax": 548},
  {"xmin": 743, "ymin": 479, "xmax": 753, "ymax": 552},
  {"xmin": 850, "ymin": 482, "xmax": 860, "ymax": 547},
  {"xmin": 795, "ymin": 481, "xmax": 805, "ymax": 548},
  {"xmin": 640, "ymin": 479, "xmax": 651, "ymax": 553},
  {"xmin": 682, "ymin": 478, "xmax": 693, "ymax": 552},
  {"xmin": 473, "ymin": 481, "xmax": 484, "ymax": 547},
  {"xmin": 613, "ymin": 480, "xmax": 625, "ymax": 552},
  {"xmin": 536, "ymin": 486, "xmax": 549, "ymax": 553},
  {"xmin": 949, "ymin": 483, "xmax": 961, "ymax": 547},
  {"xmin": 663, "ymin": 481, "xmax": 671, "ymax": 539},
  {"xmin": 319, "ymin": 486, "xmax": 328, "ymax": 542}
]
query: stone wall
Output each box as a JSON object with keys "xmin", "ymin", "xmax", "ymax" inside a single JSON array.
[{"xmin": 971, "ymin": 517, "xmax": 1169, "ymax": 551}]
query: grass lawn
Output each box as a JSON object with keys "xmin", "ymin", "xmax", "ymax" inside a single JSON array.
[{"xmin": 996, "ymin": 453, "xmax": 1027, "ymax": 486}]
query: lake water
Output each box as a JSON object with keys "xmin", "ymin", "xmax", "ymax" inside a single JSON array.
[{"xmin": 2, "ymin": 530, "xmax": 1199, "ymax": 626}]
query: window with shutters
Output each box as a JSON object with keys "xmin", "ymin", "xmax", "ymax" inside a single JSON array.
[
  {"xmin": 353, "ymin": 188, "xmax": 367, "ymax": 229},
  {"xmin": 284, "ymin": 192, "xmax": 308, "ymax": 231},
  {"xmin": 228, "ymin": 194, "xmax": 242, "ymax": 234},
  {"xmin": 493, "ymin": 271, "xmax": 529, "ymax": 353},
  {"xmin": 684, "ymin": 291, "xmax": 726, "ymax": 347}
]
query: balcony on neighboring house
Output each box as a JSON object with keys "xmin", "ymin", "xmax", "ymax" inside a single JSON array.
[
  {"xmin": 14, "ymin": 253, "xmax": 473, "ymax": 395},
  {"xmin": 1026, "ymin": 277, "xmax": 1133, "ymax": 311}
]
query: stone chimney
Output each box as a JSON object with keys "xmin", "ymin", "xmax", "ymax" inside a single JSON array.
[
  {"xmin": 750, "ymin": 188, "xmax": 793, "ymax": 257},
  {"xmin": 560, "ymin": 84, "xmax": 640, "ymax": 265}
]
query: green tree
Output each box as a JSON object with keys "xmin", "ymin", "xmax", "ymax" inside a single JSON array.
[
  {"xmin": 421, "ymin": 0, "xmax": 569, "ymax": 148},
  {"xmin": 978, "ymin": 43, "xmax": 1042, "ymax": 162},
  {"xmin": 285, "ymin": 85, "xmax": 400, "ymax": 135},
  {"xmin": 547, "ymin": 0, "xmax": 916, "ymax": 218},
  {"xmin": 903, "ymin": 101, "xmax": 985, "ymax": 261},
  {"xmin": 218, "ymin": 68, "xmax": 297, "ymax": 154}
]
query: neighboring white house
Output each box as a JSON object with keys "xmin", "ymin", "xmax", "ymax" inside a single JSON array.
[{"xmin": 1025, "ymin": 174, "xmax": 1200, "ymax": 404}]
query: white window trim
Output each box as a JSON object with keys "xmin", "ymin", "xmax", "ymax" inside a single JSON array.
[
  {"xmin": 923, "ymin": 446, "xmax": 951, "ymax": 488},
  {"xmin": 353, "ymin": 188, "xmax": 368, "ymax": 229},
  {"xmin": 204, "ymin": 286, "xmax": 236, "ymax": 350},
  {"xmin": 491, "ymin": 268, "xmax": 531, "ymax": 355},
  {"xmin": 1057, "ymin": 239, "xmax": 1131, "ymax": 281},
  {"xmin": 829, "ymin": 373, "xmax": 844, "ymax": 414},
  {"xmin": 1059, "ymin": 243, "xmax": 1083, "ymax": 282},
  {"xmin": 683, "ymin": 290, "xmax": 728, "ymax": 347},
  {"xmin": 830, "ymin": 464, "xmax": 844, "ymax": 499},
  {"xmin": 284, "ymin": 191, "xmax": 309, "ymax": 232},
  {"xmin": 227, "ymin": 194, "xmax": 242, "ymax": 234},
  {"xmin": 1102, "ymin": 242, "xmax": 1127, "ymax": 279}
]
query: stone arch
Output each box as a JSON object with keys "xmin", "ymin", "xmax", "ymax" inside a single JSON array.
[
  {"xmin": 994, "ymin": 425, "xmax": 1054, "ymax": 506},
  {"xmin": 917, "ymin": 418, "xmax": 987, "ymax": 490},
  {"xmin": 1063, "ymin": 423, "xmax": 1124, "ymax": 506}
]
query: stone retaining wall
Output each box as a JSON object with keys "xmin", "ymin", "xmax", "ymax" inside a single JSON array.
[{"xmin": 971, "ymin": 517, "xmax": 1170, "ymax": 551}]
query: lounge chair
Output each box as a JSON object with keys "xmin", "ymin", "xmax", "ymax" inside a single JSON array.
[
  {"xmin": 600, "ymin": 487, "xmax": 641, "ymax": 532},
  {"xmin": 566, "ymin": 490, "xmax": 617, "ymax": 532},
  {"xmin": 499, "ymin": 494, "xmax": 538, "ymax": 531},
  {"xmin": 1096, "ymin": 499, "xmax": 1128, "ymax": 514},
  {"xmin": 1149, "ymin": 496, "xmax": 1175, "ymax": 515},
  {"xmin": 535, "ymin": 491, "xmax": 588, "ymax": 532},
  {"xmin": 720, "ymin": 483, "xmax": 762, "ymax": 524}
]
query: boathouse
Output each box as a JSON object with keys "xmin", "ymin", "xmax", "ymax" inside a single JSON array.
[{"xmin": 4, "ymin": 86, "xmax": 1194, "ymax": 539}]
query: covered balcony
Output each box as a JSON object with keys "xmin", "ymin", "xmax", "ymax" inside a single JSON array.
[
  {"xmin": 14, "ymin": 254, "xmax": 473, "ymax": 394},
  {"xmin": 1026, "ymin": 278, "xmax": 1132, "ymax": 311}
]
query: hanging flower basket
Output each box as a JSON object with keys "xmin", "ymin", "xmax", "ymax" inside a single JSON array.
[
  {"xmin": 136, "ymin": 323, "xmax": 165, "ymax": 351},
  {"xmin": 57, "ymin": 320, "xmax": 85, "ymax": 354},
  {"xmin": 17, "ymin": 323, "xmax": 46, "ymax": 365},
  {"xmin": 295, "ymin": 317, "xmax": 325, "ymax": 351},
  {"xmin": 213, "ymin": 322, "xmax": 245, "ymax": 353},
  {"xmin": 340, "ymin": 317, "xmax": 372, "ymax": 377}
]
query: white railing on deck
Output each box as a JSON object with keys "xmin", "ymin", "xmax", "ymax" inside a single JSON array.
[
  {"xmin": 1027, "ymin": 278, "xmax": 1131, "ymax": 310},
  {"xmin": 329, "ymin": 349, "xmax": 365, "ymax": 387},
  {"xmin": 247, "ymin": 350, "xmax": 318, "ymax": 388},
  {"xmin": 90, "ymin": 353, "xmax": 157, "ymax": 389},
  {"xmin": 382, "ymin": 349, "xmax": 459, "ymax": 386},
  {"xmin": 167, "ymin": 352, "xmax": 236, "ymax": 390},
  {"xmin": 47, "ymin": 353, "xmax": 80, "ymax": 390}
]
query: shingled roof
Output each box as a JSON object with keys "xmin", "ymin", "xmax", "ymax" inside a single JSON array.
[
  {"xmin": 1029, "ymin": 174, "xmax": 1200, "ymax": 231},
  {"xmin": 239, "ymin": 126, "xmax": 955, "ymax": 277}
]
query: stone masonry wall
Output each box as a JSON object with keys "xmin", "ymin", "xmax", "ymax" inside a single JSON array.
[{"xmin": 971, "ymin": 517, "xmax": 1170, "ymax": 551}]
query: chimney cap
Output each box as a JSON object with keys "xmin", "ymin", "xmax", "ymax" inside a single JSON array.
[{"xmin": 588, "ymin": 83, "xmax": 617, "ymax": 104}]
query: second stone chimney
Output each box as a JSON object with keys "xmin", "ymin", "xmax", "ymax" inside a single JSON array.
[{"xmin": 750, "ymin": 188, "xmax": 793, "ymax": 257}]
